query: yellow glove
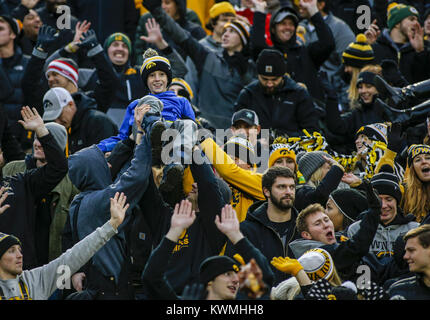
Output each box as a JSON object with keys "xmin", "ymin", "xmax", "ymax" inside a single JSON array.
[{"xmin": 271, "ymin": 257, "xmax": 304, "ymax": 276}]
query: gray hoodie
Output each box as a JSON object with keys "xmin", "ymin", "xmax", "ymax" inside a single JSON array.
[{"xmin": 0, "ymin": 222, "xmax": 116, "ymax": 300}]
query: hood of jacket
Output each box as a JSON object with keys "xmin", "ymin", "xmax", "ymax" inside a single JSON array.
[
  {"xmin": 269, "ymin": 7, "xmax": 299, "ymax": 51},
  {"xmin": 70, "ymin": 92, "xmax": 98, "ymax": 133},
  {"xmin": 68, "ymin": 144, "xmax": 111, "ymax": 192},
  {"xmin": 174, "ymin": 0, "xmax": 187, "ymax": 24},
  {"xmin": 288, "ymin": 238, "xmax": 325, "ymax": 258}
]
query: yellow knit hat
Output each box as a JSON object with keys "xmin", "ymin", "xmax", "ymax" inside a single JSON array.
[{"xmin": 209, "ymin": 1, "xmax": 236, "ymax": 19}]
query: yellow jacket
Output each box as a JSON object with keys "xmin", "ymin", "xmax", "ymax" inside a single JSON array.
[{"xmin": 198, "ymin": 138, "xmax": 265, "ymax": 222}]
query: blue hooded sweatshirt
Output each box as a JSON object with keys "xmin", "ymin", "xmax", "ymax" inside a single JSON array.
[
  {"xmin": 97, "ymin": 91, "xmax": 195, "ymax": 152},
  {"xmin": 68, "ymin": 136, "xmax": 152, "ymax": 281}
]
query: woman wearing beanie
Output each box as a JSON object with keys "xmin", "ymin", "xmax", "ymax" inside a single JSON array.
[
  {"xmin": 322, "ymin": 64, "xmax": 392, "ymax": 153},
  {"xmin": 295, "ymin": 151, "xmax": 347, "ymax": 212},
  {"xmin": 325, "ymin": 188, "xmax": 368, "ymax": 233},
  {"xmin": 402, "ymin": 144, "xmax": 430, "ymax": 223}
]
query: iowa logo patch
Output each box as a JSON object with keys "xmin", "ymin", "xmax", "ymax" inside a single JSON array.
[{"xmin": 146, "ymin": 62, "xmax": 156, "ymax": 70}]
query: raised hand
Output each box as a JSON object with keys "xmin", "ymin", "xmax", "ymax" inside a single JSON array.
[
  {"xmin": 21, "ymin": 0, "xmax": 40, "ymax": 9},
  {"xmin": 215, "ymin": 204, "xmax": 243, "ymax": 244},
  {"xmin": 341, "ymin": 172, "xmax": 361, "ymax": 186},
  {"xmin": 364, "ymin": 19, "xmax": 381, "ymax": 45},
  {"xmin": 299, "ymin": 0, "xmax": 318, "ymax": 17},
  {"xmin": 35, "ymin": 24, "xmax": 57, "ymax": 52},
  {"xmin": 387, "ymin": 122, "xmax": 404, "ymax": 153},
  {"xmin": 271, "ymin": 256, "xmax": 304, "ymax": 276},
  {"xmin": 18, "ymin": 106, "xmax": 48, "ymax": 137},
  {"xmin": 362, "ymin": 179, "xmax": 381, "ymax": 211},
  {"xmin": 140, "ymin": 18, "xmax": 167, "ymax": 49},
  {"xmin": 77, "ymin": 29, "xmax": 99, "ymax": 51},
  {"xmin": 251, "ymin": 0, "xmax": 267, "ymax": 13},
  {"xmin": 73, "ymin": 20, "xmax": 91, "ymax": 43},
  {"xmin": 109, "ymin": 192, "xmax": 130, "ymax": 230},
  {"xmin": 0, "ymin": 186, "xmax": 10, "ymax": 215},
  {"xmin": 166, "ymin": 200, "xmax": 196, "ymax": 242}
]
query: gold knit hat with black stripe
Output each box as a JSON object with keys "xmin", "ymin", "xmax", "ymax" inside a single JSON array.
[
  {"xmin": 140, "ymin": 48, "xmax": 172, "ymax": 87},
  {"xmin": 342, "ymin": 34, "xmax": 375, "ymax": 69},
  {"xmin": 268, "ymin": 136, "xmax": 297, "ymax": 169},
  {"xmin": 169, "ymin": 77, "xmax": 194, "ymax": 100},
  {"xmin": 223, "ymin": 19, "xmax": 250, "ymax": 46}
]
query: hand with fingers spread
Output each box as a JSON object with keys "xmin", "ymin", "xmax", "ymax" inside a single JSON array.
[
  {"xmin": 109, "ymin": 192, "xmax": 130, "ymax": 230},
  {"xmin": 299, "ymin": 0, "xmax": 318, "ymax": 17},
  {"xmin": 18, "ymin": 106, "xmax": 49, "ymax": 138},
  {"xmin": 215, "ymin": 204, "xmax": 244, "ymax": 245},
  {"xmin": 271, "ymin": 256, "xmax": 303, "ymax": 276},
  {"xmin": 166, "ymin": 199, "xmax": 196, "ymax": 242},
  {"xmin": 65, "ymin": 20, "xmax": 92, "ymax": 53},
  {"xmin": 140, "ymin": 18, "xmax": 168, "ymax": 50},
  {"xmin": 323, "ymin": 155, "xmax": 344, "ymax": 172},
  {"xmin": 364, "ymin": 19, "xmax": 380, "ymax": 45},
  {"xmin": 387, "ymin": 122, "xmax": 404, "ymax": 153},
  {"xmin": 0, "ymin": 186, "xmax": 10, "ymax": 215}
]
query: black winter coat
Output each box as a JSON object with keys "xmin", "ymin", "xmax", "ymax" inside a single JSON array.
[
  {"xmin": 227, "ymin": 201, "xmax": 301, "ymax": 286},
  {"xmin": 234, "ymin": 75, "xmax": 319, "ymax": 136},
  {"xmin": 68, "ymin": 92, "xmax": 118, "ymax": 154},
  {"xmin": 251, "ymin": 10, "xmax": 335, "ymax": 102}
]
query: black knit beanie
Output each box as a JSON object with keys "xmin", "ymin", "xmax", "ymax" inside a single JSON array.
[
  {"xmin": 330, "ymin": 189, "xmax": 369, "ymax": 222},
  {"xmin": 0, "ymin": 232, "xmax": 21, "ymax": 259},
  {"xmin": 256, "ymin": 49, "xmax": 287, "ymax": 77},
  {"xmin": 370, "ymin": 172, "xmax": 402, "ymax": 204},
  {"xmin": 199, "ymin": 256, "xmax": 239, "ymax": 285}
]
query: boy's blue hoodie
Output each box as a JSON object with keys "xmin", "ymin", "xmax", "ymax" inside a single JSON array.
[{"xmin": 97, "ymin": 91, "xmax": 195, "ymax": 152}]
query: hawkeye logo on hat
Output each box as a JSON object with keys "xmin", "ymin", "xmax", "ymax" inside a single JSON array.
[
  {"xmin": 146, "ymin": 62, "xmax": 156, "ymax": 70},
  {"xmin": 114, "ymin": 35, "xmax": 123, "ymax": 41},
  {"xmin": 265, "ymin": 65, "xmax": 273, "ymax": 73},
  {"xmin": 246, "ymin": 112, "xmax": 253, "ymax": 119}
]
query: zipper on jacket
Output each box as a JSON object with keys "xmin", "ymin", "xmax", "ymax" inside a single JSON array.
[{"xmin": 126, "ymin": 80, "xmax": 132, "ymax": 101}]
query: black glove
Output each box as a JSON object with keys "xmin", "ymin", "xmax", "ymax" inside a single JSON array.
[
  {"xmin": 77, "ymin": 29, "xmax": 99, "ymax": 50},
  {"xmin": 362, "ymin": 179, "xmax": 381, "ymax": 211},
  {"xmin": 387, "ymin": 122, "xmax": 404, "ymax": 153},
  {"xmin": 35, "ymin": 24, "xmax": 57, "ymax": 52},
  {"xmin": 317, "ymin": 71, "xmax": 337, "ymax": 100},
  {"xmin": 381, "ymin": 59, "xmax": 408, "ymax": 87},
  {"xmin": 141, "ymin": 0, "xmax": 161, "ymax": 12},
  {"xmin": 180, "ymin": 283, "xmax": 205, "ymax": 300}
]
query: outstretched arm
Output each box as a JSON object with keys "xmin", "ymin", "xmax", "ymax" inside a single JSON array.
[
  {"xmin": 216, "ymin": 204, "xmax": 275, "ymax": 295},
  {"xmin": 141, "ymin": 200, "xmax": 196, "ymax": 299},
  {"xmin": 19, "ymin": 106, "xmax": 68, "ymax": 200}
]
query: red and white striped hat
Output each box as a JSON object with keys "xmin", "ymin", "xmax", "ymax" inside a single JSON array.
[{"xmin": 45, "ymin": 59, "xmax": 79, "ymax": 88}]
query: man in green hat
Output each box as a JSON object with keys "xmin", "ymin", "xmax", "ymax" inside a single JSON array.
[{"xmin": 367, "ymin": 3, "xmax": 430, "ymax": 84}]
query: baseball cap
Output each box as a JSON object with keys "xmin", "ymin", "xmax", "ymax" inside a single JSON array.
[
  {"xmin": 42, "ymin": 87, "xmax": 74, "ymax": 121},
  {"xmin": 231, "ymin": 109, "xmax": 259, "ymax": 127},
  {"xmin": 273, "ymin": 7, "xmax": 299, "ymax": 25}
]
